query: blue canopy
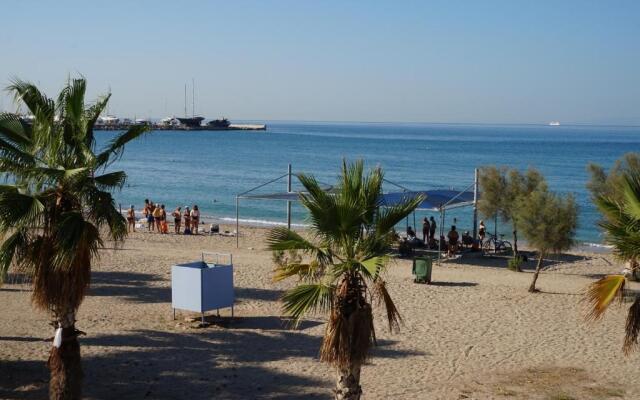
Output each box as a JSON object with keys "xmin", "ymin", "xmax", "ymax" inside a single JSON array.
[{"xmin": 380, "ymin": 190, "xmax": 475, "ymax": 211}]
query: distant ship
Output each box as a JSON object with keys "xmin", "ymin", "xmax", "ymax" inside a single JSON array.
[
  {"xmin": 207, "ymin": 118, "xmax": 230, "ymax": 128},
  {"xmin": 177, "ymin": 116, "xmax": 205, "ymax": 128},
  {"xmin": 548, "ymin": 121, "xmax": 560, "ymax": 126}
]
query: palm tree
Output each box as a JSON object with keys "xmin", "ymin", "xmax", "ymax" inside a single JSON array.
[
  {"xmin": 0, "ymin": 77, "xmax": 149, "ymax": 399},
  {"xmin": 267, "ymin": 160, "xmax": 422, "ymax": 400},
  {"xmin": 585, "ymin": 170, "xmax": 640, "ymax": 354}
]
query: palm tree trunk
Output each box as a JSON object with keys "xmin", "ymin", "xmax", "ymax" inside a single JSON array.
[
  {"xmin": 48, "ymin": 310, "xmax": 83, "ymax": 400},
  {"xmin": 335, "ymin": 363, "xmax": 362, "ymax": 400},
  {"xmin": 528, "ymin": 252, "xmax": 545, "ymax": 293},
  {"xmin": 512, "ymin": 229, "xmax": 519, "ymax": 257},
  {"xmin": 631, "ymin": 259, "xmax": 640, "ymax": 281}
]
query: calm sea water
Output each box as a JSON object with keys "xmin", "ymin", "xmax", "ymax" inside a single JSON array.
[{"xmin": 96, "ymin": 122, "xmax": 640, "ymax": 245}]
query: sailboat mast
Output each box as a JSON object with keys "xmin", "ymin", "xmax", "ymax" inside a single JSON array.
[
  {"xmin": 184, "ymin": 84, "xmax": 187, "ymax": 118},
  {"xmin": 192, "ymin": 78, "xmax": 195, "ymax": 118}
]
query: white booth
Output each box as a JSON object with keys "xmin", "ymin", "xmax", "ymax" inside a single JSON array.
[{"xmin": 171, "ymin": 252, "xmax": 234, "ymax": 323}]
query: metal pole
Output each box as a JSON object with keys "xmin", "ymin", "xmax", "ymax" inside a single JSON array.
[
  {"xmin": 473, "ymin": 168, "xmax": 479, "ymax": 240},
  {"xmin": 438, "ymin": 208, "xmax": 443, "ymax": 263},
  {"xmin": 235, "ymin": 196, "xmax": 240, "ymax": 248},
  {"xmin": 494, "ymin": 214, "xmax": 498, "ymax": 254},
  {"xmin": 287, "ymin": 164, "xmax": 292, "ymax": 229},
  {"xmin": 413, "ymin": 211, "xmax": 416, "ymax": 235}
]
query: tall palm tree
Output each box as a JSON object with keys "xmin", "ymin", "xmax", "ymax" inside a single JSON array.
[
  {"xmin": 0, "ymin": 77, "xmax": 149, "ymax": 399},
  {"xmin": 585, "ymin": 170, "xmax": 640, "ymax": 354},
  {"xmin": 267, "ymin": 160, "xmax": 422, "ymax": 400}
]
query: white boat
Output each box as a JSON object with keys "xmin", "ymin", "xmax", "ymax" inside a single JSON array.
[
  {"xmin": 548, "ymin": 121, "xmax": 560, "ymax": 126},
  {"xmin": 159, "ymin": 116, "xmax": 180, "ymax": 126},
  {"xmin": 98, "ymin": 115, "xmax": 120, "ymax": 125}
]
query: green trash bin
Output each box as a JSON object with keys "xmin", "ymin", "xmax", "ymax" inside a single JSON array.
[{"xmin": 412, "ymin": 256, "xmax": 432, "ymax": 284}]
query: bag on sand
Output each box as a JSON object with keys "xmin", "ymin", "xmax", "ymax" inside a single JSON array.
[{"xmin": 161, "ymin": 220, "xmax": 169, "ymax": 234}]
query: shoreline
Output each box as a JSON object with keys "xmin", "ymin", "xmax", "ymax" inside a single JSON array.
[{"xmin": 123, "ymin": 211, "xmax": 613, "ymax": 255}]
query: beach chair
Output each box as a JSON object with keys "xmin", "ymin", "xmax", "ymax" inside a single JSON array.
[{"xmin": 412, "ymin": 256, "xmax": 432, "ymax": 284}]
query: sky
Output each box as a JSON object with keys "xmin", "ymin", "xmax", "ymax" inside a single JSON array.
[{"xmin": 1, "ymin": 0, "xmax": 639, "ymax": 125}]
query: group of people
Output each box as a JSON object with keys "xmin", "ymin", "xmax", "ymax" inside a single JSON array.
[
  {"xmin": 401, "ymin": 216, "xmax": 482, "ymax": 257},
  {"xmin": 126, "ymin": 199, "xmax": 201, "ymax": 235}
]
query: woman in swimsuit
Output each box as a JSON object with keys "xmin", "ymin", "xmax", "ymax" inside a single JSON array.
[
  {"xmin": 173, "ymin": 207, "xmax": 182, "ymax": 234},
  {"xmin": 183, "ymin": 206, "xmax": 191, "ymax": 233},
  {"xmin": 127, "ymin": 205, "xmax": 136, "ymax": 233},
  {"xmin": 191, "ymin": 205, "xmax": 200, "ymax": 234},
  {"xmin": 152, "ymin": 203, "xmax": 163, "ymax": 233}
]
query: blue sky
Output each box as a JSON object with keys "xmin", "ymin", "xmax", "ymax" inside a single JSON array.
[{"xmin": 1, "ymin": 0, "xmax": 639, "ymax": 124}]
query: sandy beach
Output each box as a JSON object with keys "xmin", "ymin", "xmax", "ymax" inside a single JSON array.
[{"xmin": 1, "ymin": 225, "xmax": 638, "ymax": 400}]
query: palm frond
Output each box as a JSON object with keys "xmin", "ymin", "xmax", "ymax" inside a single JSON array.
[
  {"xmin": 585, "ymin": 275, "xmax": 626, "ymax": 321},
  {"xmin": 375, "ymin": 194, "xmax": 424, "ymax": 235},
  {"xmin": 622, "ymin": 296, "xmax": 640, "ymax": 355},
  {"xmin": 93, "ymin": 170, "xmax": 127, "ymax": 191},
  {"xmin": 622, "ymin": 174, "xmax": 640, "ymax": 221},
  {"xmin": 95, "ymin": 125, "xmax": 150, "ymax": 168},
  {"xmin": 0, "ymin": 113, "xmax": 31, "ymax": 145},
  {"xmin": 6, "ymin": 78, "xmax": 55, "ymax": 118},
  {"xmin": 83, "ymin": 93, "xmax": 111, "ymax": 147},
  {"xmin": 81, "ymin": 186, "xmax": 127, "ymax": 242},
  {"xmin": 273, "ymin": 263, "xmax": 314, "ymax": 282},
  {"xmin": 624, "ymin": 295, "xmax": 640, "ymax": 354},
  {"xmin": 282, "ymin": 283, "xmax": 334, "ymax": 326},
  {"xmin": 51, "ymin": 212, "xmax": 102, "ymax": 272},
  {"xmin": 0, "ymin": 185, "xmax": 45, "ymax": 232},
  {"xmin": 359, "ymin": 256, "xmax": 388, "ymax": 279},
  {"xmin": 373, "ymin": 279, "xmax": 402, "ymax": 333},
  {"xmin": 267, "ymin": 227, "xmax": 317, "ymax": 251},
  {"xmin": 0, "ymin": 229, "xmax": 31, "ymax": 281}
]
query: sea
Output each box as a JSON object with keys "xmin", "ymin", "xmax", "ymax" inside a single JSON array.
[{"xmin": 96, "ymin": 121, "xmax": 640, "ymax": 247}]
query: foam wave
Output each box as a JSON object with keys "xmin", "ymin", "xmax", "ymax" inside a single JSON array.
[
  {"xmin": 121, "ymin": 210, "xmax": 308, "ymax": 228},
  {"xmin": 583, "ymin": 242, "xmax": 613, "ymax": 249},
  {"xmin": 218, "ymin": 216, "xmax": 308, "ymax": 228}
]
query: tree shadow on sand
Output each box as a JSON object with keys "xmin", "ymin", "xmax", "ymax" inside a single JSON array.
[
  {"xmin": 450, "ymin": 251, "xmax": 594, "ymax": 272},
  {"xmin": 235, "ymin": 287, "xmax": 286, "ymax": 302},
  {"xmin": 0, "ymin": 327, "xmax": 424, "ymax": 399},
  {"xmin": 89, "ymin": 271, "xmax": 171, "ymax": 303},
  {"xmin": 427, "ymin": 281, "xmax": 478, "ymax": 288}
]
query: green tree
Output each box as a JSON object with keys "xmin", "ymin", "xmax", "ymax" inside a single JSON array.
[
  {"xmin": 0, "ymin": 78, "xmax": 149, "ymax": 399},
  {"xmin": 514, "ymin": 188, "xmax": 577, "ymax": 292},
  {"xmin": 587, "ymin": 153, "xmax": 640, "ymax": 200},
  {"xmin": 267, "ymin": 160, "xmax": 422, "ymax": 400},
  {"xmin": 585, "ymin": 166, "xmax": 640, "ymax": 354},
  {"xmin": 587, "ymin": 153, "xmax": 640, "ymax": 279},
  {"xmin": 478, "ymin": 166, "xmax": 546, "ymax": 260}
]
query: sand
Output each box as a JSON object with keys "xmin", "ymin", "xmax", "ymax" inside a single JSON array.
[{"xmin": 1, "ymin": 225, "xmax": 638, "ymax": 400}]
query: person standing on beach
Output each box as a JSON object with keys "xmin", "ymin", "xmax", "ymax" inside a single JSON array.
[
  {"xmin": 159, "ymin": 204, "xmax": 168, "ymax": 234},
  {"xmin": 429, "ymin": 216, "xmax": 437, "ymax": 241},
  {"xmin": 191, "ymin": 205, "xmax": 200, "ymax": 234},
  {"xmin": 447, "ymin": 225, "xmax": 459, "ymax": 257},
  {"xmin": 152, "ymin": 203, "xmax": 163, "ymax": 232},
  {"xmin": 127, "ymin": 205, "xmax": 136, "ymax": 233},
  {"xmin": 173, "ymin": 206, "xmax": 182, "ymax": 234},
  {"xmin": 146, "ymin": 200, "xmax": 155, "ymax": 232},
  {"xmin": 422, "ymin": 217, "xmax": 430, "ymax": 245},
  {"xmin": 183, "ymin": 206, "xmax": 191, "ymax": 234}
]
